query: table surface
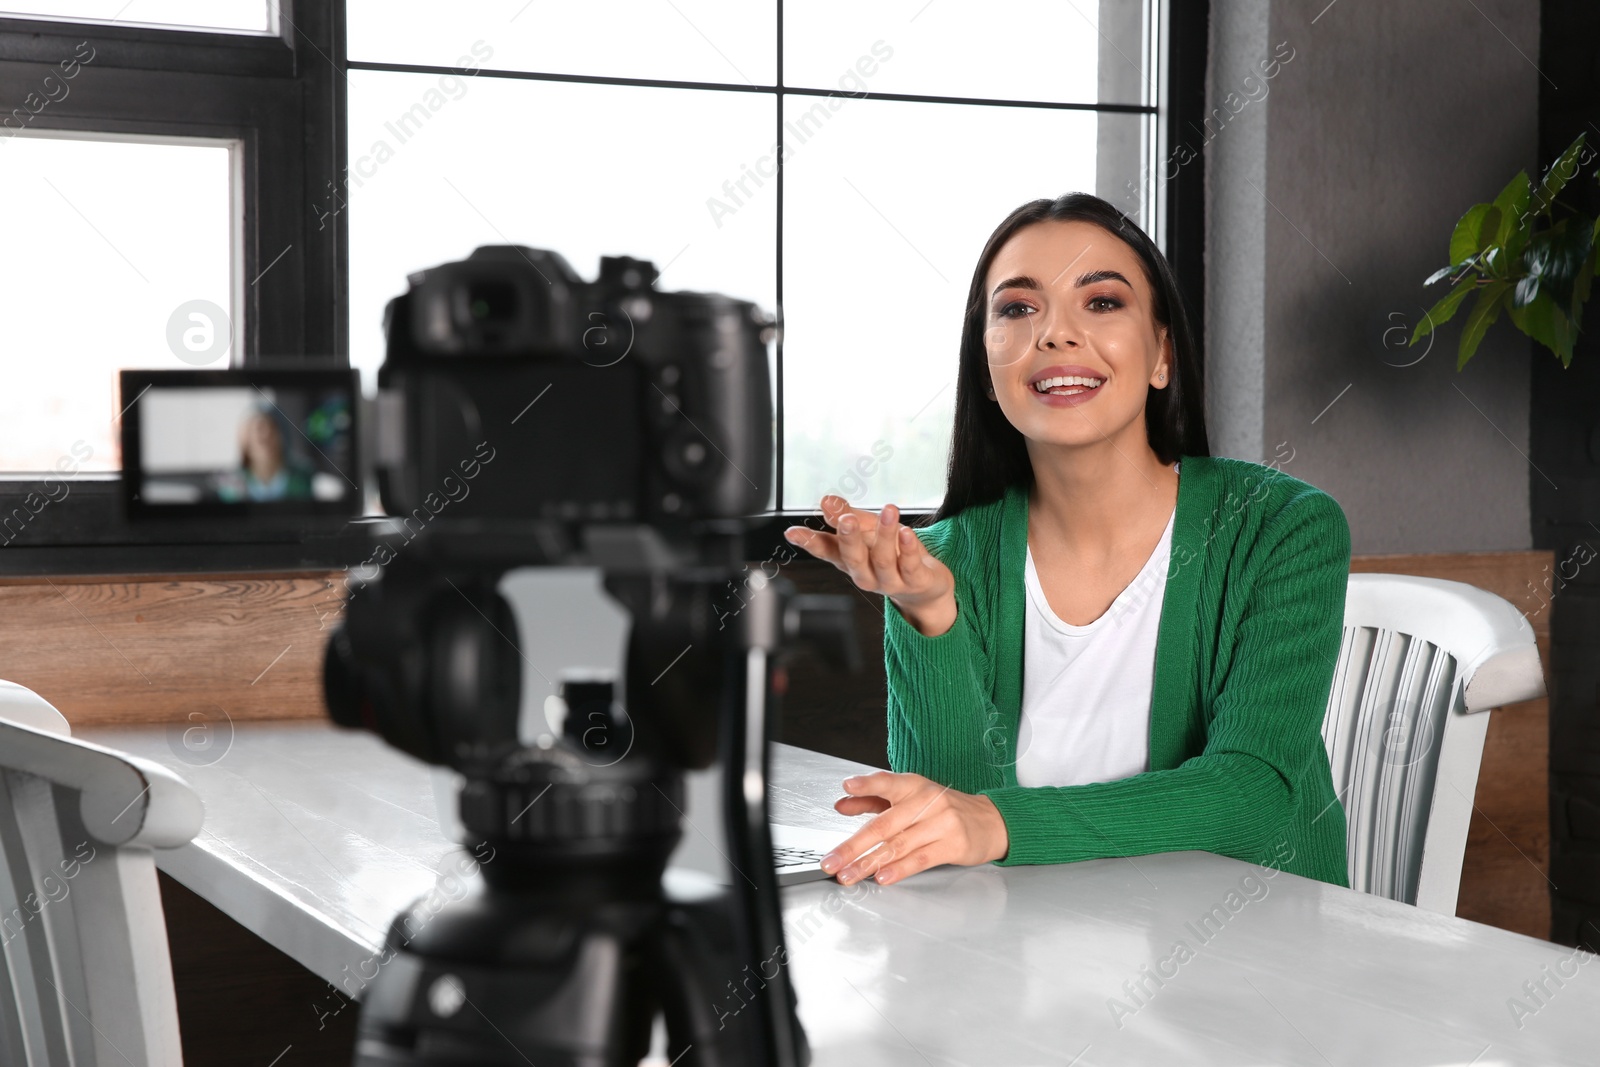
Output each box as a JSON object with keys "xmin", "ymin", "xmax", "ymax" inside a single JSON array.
[{"xmin": 85, "ymin": 721, "xmax": 1599, "ymax": 1067}]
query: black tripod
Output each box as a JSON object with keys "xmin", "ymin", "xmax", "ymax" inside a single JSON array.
[{"xmin": 324, "ymin": 531, "xmax": 857, "ymax": 1066}]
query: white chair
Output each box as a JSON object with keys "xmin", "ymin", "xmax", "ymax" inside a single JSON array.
[
  {"xmin": 1322, "ymin": 574, "xmax": 1546, "ymax": 916},
  {"xmin": 0, "ymin": 680, "xmax": 203, "ymax": 1066}
]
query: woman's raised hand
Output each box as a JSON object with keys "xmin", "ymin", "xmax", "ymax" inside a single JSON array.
[{"xmin": 784, "ymin": 496, "xmax": 958, "ymax": 637}]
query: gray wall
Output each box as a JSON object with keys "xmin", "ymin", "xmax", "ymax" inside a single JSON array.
[{"xmin": 1204, "ymin": 0, "xmax": 1539, "ymax": 554}]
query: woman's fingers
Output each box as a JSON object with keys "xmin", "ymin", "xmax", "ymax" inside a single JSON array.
[
  {"xmin": 832, "ymin": 507, "xmax": 875, "ymax": 579},
  {"xmin": 821, "ymin": 773, "xmax": 1004, "ymax": 886},
  {"xmin": 895, "ymin": 519, "xmax": 932, "ymax": 584},
  {"xmin": 821, "ymin": 773, "xmax": 923, "ymax": 875},
  {"xmin": 783, "ymin": 497, "xmax": 936, "ymax": 599},
  {"xmin": 783, "ymin": 526, "xmax": 840, "ymax": 566},
  {"xmin": 819, "ymin": 494, "xmax": 868, "ymax": 530},
  {"xmin": 873, "ymin": 843, "xmax": 943, "ymax": 885},
  {"xmin": 867, "ymin": 504, "xmax": 902, "ymax": 585},
  {"xmin": 783, "ymin": 494, "xmax": 869, "ymax": 571},
  {"xmin": 834, "ymin": 793, "xmax": 891, "ymax": 817},
  {"xmin": 840, "ymin": 821, "xmax": 939, "ymax": 885},
  {"xmin": 784, "ymin": 527, "xmax": 857, "ymax": 575}
]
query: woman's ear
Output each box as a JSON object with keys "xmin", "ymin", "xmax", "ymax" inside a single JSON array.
[{"xmin": 1153, "ymin": 327, "xmax": 1172, "ymax": 388}]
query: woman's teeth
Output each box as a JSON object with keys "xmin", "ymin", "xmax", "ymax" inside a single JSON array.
[{"xmin": 1033, "ymin": 375, "xmax": 1104, "ymax": 394}]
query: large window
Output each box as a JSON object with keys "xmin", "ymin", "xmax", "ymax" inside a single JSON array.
[
  {"xmin": 0, "ymin": 1, "xmax": 1200, "ymax": 566},
  {"xmin": 345, "ymin": 0, "xmax": 1170, "ymax": 514}
]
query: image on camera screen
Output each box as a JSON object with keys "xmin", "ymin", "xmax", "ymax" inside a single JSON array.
[{"xmin": 133, "ymin": 384, "xmax": 354, "ymax": 508}]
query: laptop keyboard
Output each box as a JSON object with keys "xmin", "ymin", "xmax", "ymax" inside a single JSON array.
[{"xmin": 772, "ymin": 845, "xmax": 827, "ymax": 868}]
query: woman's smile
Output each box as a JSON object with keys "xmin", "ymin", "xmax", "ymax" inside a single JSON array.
[{"xmin": 1027, "ymin": 363, "xmax": 1107, "ymax": 407}]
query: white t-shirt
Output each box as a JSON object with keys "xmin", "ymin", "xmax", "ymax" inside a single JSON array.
[{"xmin": 1014, "ymin": 493, "xmax": 1177, "ymax": 789}]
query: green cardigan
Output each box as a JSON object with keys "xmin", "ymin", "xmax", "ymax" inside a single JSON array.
[{"xmin": 883, "ymin": 454, "xmax": 1352, "ymax": 887}]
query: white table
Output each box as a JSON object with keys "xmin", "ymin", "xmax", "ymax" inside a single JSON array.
[{"xmin": 85, "ymin": 722, "xmax": 1599, "ymax": 1066}]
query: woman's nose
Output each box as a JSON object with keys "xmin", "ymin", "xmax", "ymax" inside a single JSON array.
[{"xmin": 1035, "ymin": 308, "xmax": 1081, "ymax": 349}]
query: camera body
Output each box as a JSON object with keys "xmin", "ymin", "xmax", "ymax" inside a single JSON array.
[{"xmin": 375, "ymin": 245, "xmax": 775, "ymax": 526}]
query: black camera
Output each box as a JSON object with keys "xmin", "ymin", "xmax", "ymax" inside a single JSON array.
[{"xmin": 374, "ymin": 245, "xmax": 776, "ymax": 526}]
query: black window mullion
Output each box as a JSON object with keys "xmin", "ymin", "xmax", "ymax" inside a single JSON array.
[
  {"xmin": 775, "ymin": 0, "xmax": 786, "ymax": 513},
  {"xmin": 1164, "ymin": 0, "xmax": 1209, "ymax": 375},
  {"xmin": 0, "ymin": 15, "xmax": 293, "ymax": 76}
]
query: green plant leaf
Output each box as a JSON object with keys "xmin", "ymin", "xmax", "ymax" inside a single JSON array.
[
  {"xmin": 1544, "ymin": 218, "xmax": 1596, "ymax": 311},
  {"xmin": 1557, "ymin": 303, "xmax": 1578, "ymax": 367},
  {"xmin": 1513, "ymin": 273, "xmax": 1540, "ymax": 308},
  {"xmin": 1506, "ymin": 217, "xmax": 1533, "ymax": 267},
  {"xmin": 1492, "ymin": 171, "xmax": 1531, "ymax": 245},
  {"xmin": 1516, "ymin": 227, "xmax": 1556, "ymax": 309},
  {"xmin": 1412, "ymin": 276, "xmax": 1479, "ymax": 344},
  {"xmin": 1424, "ymin": 263, "xmax": 1457, "ymax": 287},
  {"xmin": 1458, "ymin": 279, "xmax": 1510, "ymax": 369},
  {"xmin": 1450, "ymin": 203, "xmax": 1495, "ymax": 265},
  {"xmin": 1533, "ymin": 132, "xmax": 1587, "ymax": 217},
  {"xmin": 1508, "ymin": 289, "xmax": 1573, "ymax": 362},
  {"xmin": 1425, "ymin": 254, "xmax": 1487, "ymax": 287},
  {"xmin": 1480, "ymin": 207, "xmax": 1504, "ymax": 255}
]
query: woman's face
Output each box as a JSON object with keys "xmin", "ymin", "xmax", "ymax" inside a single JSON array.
[
  {"xmin": 982, "ymin": 219, "xmax": 1171, "ymax": 451},
  {"xmin": 242, "ymin": 413, "xmax": 283, "ymax": 464}
]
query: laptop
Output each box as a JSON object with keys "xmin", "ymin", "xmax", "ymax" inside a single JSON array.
[
  {"xmin": 668, "ymin": 766, "xmax": 857, "ymax": 887},
  {"xmin": 769, "ymin": 822, "xmax": 854, "ymax": 886}
]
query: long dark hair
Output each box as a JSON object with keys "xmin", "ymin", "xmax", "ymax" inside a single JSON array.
[{"xmin": 925, "ymin": 193, "xmax": 1209, "ymax": 525}]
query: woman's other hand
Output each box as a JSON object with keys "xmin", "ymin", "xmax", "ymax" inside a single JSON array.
[
  {"xmin": 822, "ymin": 771, "xmax": 1009, "ymax": 885},
  {"xmin": 783, "ymin": 497, "xmax": 958, "ymax": 637}
]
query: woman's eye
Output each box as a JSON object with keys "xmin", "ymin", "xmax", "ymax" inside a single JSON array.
[
  {"xmin": 1088, "ymin": 296, "xmax": 1122, "ymax": 312},
  {"xmin": 997, "ymin": 301, "xmax": 1033, "ymax": 319}
]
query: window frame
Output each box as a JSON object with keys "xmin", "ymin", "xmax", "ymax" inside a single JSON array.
[{"xmin": 0, "ymin": 0, "xmax": 353, "ymax": 572}]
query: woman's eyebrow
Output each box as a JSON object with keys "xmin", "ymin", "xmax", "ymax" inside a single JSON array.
[
  {"xmin": 990, "ymin": 269, "xmax": 1132, "ymax": 298},
  {"xmin": 1074, "ymin": 268, "xmax": 1132, "ymax": 289},
  {"xmin": 990, "ymin": 274, "xmax": 1042, "ymax": 298}
]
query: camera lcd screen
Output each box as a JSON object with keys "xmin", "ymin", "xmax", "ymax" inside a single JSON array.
[{"xmin": 120, "ymin": 369, "xmax": 359, "ymax": 519}]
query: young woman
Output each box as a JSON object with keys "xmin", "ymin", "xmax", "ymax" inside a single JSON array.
[{"xmin": 783, "ymin": 193, "xmax": 1351, "ymax": 889}]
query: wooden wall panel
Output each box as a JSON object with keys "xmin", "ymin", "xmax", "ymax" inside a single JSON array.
[{"xmin": 0, "ymin": 572, "xmax": 344, "ymax": 727}]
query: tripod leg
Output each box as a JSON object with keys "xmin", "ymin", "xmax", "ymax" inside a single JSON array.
[
  {"xmin": 653, "ymin": 897, "xmax": 768, "ymax": 1067},
  {"xmin": 716, "ymin": 642, "xmax": 811, "ymax": 1067}
]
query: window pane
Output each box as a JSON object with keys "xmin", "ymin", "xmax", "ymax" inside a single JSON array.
[
  {"xmin": 784, "ymin": 0, "xmax": 1149, "ymax": 106},
  {"xmin": 0, "ymin": 133, "xmax": 236, "ymax": 473},
  {"xmin": 345, "ymin": 71, "xmax": 779, "ymax": 510},
  {"xmin": 780, "ymin": 98, "xmax": 1147, "ymax": 511},
  {"xmin": 0, "ymin": 0, "xmax": 276, "ymax": 34},
  {"xmin": 348, "ymin": 0, "xmax": 776, "ymax": 87}
]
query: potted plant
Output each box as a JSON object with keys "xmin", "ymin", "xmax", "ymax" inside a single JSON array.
[{"xmin": 1410, "ymin": 132, "xmax": 1599, "ymax": 367}]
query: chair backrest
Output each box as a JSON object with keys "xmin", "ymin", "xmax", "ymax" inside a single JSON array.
[
  {"xmin": 1322, "ymin": 574, "xmax": 1545, "ymax": 915},
  {"xmin": 0, "ymin": 680, "xmax": 203, "ymax": 1066}
]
